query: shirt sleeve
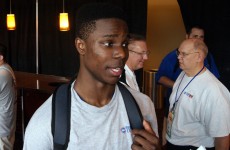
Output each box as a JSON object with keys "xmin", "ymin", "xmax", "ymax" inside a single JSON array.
[
  {"xmin": 0, "ymin": 71, "xmax": 10, "ymax": 92},
  {"xmin": 23, "ymin": 97, "xmax": 53, "ymax": 150},
  {"xmin": 129, "ymin": 88, "xmax": 159, "ymax": 137},
  {"xmin": 202, "ymin": 87, "xmax": 230, "ymax": 137}
]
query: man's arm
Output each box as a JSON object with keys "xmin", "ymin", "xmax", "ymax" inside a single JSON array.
[
  {"xmin": 131, "ymin": 120, "xmax": 160, "ymax": 150},
  {"xmin": 215, "ymin": 135, "xmax": 229, "ymax": 150},
  {"xmin": 158, "ymin": 76, "xmax": 174, "ymax": 88}
]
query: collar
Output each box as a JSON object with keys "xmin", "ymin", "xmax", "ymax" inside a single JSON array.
[{"xmin": 124, "ymin": 65, "xmax": 135, "ymax": 77}]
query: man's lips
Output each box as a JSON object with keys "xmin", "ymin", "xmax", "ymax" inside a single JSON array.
[{"xmin": 110, "ymin": 67, "xmax": 123, "ymax": 76}]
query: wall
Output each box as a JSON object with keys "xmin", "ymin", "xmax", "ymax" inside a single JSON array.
[{"xmin": 145, "ymin": 0, "xmax": 186, "ymax": 71}]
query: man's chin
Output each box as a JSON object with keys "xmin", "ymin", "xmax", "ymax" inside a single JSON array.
[
  {"xmin": 137, "ymin": 65, "xmax": 144, "ymax": 70},
  {"xmin": 179, "ymin": 63, "xmax": 183, "ymax": 69},
  {"xmin": 108, "ymin": 77, "xmax": 120, "ymax": 85}
]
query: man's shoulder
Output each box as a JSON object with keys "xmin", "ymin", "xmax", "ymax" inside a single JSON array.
[
  {"xmin": 23, "ymin": 96, "xmax": 53, "ymax": 149},
  {"xmin": 197, "ymin": 70, "xmax": 229, "ymax": 96},
  {"xmin": 160, "ymin": 49, "xmax": 178, "ymax": 65},
  {"xmin": 164, "ymin": 49, "xmax": 177, "ymax": 59},
  {"xmin": 26, "ymin": 96, "xmax": 52, "ymax": 127},
  {"xmin": 123, "ymin": 85, "xmax": 153, "ymax": 106},
  {"xmin": 0, "ymin": 66, "xmax": 10, "ymax": 76}
]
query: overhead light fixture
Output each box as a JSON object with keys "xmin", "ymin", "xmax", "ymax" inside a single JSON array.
[
  {"xmin": 7, "ymin": 0, "xmax": 16, "ymax": 30},
  {"xmin": 59, "ymin": 0, "xmax": 69, "ymax": 31}
]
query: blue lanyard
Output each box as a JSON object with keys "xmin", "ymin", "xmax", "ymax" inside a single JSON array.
[{"xmin": 172, "ymin": 66, "xmax": 205, "ymax": 111}]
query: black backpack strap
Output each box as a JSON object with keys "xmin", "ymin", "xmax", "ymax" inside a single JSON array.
[
  {"xmin": 118, "ymin": 82, "xmax": 144, "ymax": 129},
  {"xmin": 51, "ymin": 82, "xmax": 143, "ymax": 149},
  {"xmin": 52, "ymin": 83, "xmax": 71, "ymax": 150},
  {"xmin": 119, "ymin": 69, "xmax": 129, "ymax": 86}
]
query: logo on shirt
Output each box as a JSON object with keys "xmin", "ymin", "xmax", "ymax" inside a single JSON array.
[
  {"xmin": 120, "ymin": 126, "xmax": 131, "ymax": 133},
  {"xmin": 184, "ymin": 91, "xmax": 193, "ymax": 98}
]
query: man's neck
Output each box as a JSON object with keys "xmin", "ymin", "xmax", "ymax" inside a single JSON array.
[
  {"xmin": 185, "ymin": 66, "xmax": 206, "ymax": 77},
  {"xmin": 125, "ymin": 65, "xmax": 134, "ymax": 75},
  {"xmin": 0, "ymin": 61, "xmax": 4, "ymax": 66},
  {"xmin": 125, "ymin": 64, "xmax": 134, "ymax": 72},
  {"xmin": 74, "ymin": 74, "xmax": 115, "ymax": 107}
]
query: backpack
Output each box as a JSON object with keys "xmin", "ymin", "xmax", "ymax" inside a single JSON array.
[{"xmin": 51, "ymin": 82, "xmax": 143, "ymax": 150}]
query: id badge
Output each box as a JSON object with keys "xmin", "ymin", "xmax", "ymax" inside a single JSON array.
[{"xmin": 166, "ymin": 110, "xmax": 175, "ymax": 138}]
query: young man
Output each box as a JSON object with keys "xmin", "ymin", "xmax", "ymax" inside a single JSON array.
[
  {"xmin": 0, "ymin": 44, "xmax": 17, "ymax": 150},
  {"xmin": 155, "ymin": 25, "xmax": 220, "ymax": 146},
  {"xmin": 166, "ymin": 39, "xmax": 230, "ymax": 149},
  {"xmin": 120, "ymin": 34, "xmax": 149, "ymax": 91},
  {"xmin": 23, "ymin": 3, "xmax": 159, "ymax": 150}
]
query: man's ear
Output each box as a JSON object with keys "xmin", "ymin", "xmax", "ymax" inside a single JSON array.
[
  {"xmin": 75, "ymin": 38, "xmax": 86, "ymax": 55},
  {"xmin": 0, "ymin": 55, "xmax": 3, "ymax": 61},
  {"xmin": 185, "ymin": 34, "xmax": 189, "ymax": 39},
  {"xmin": 196, "ymin": 50, "xmax": 203, "ymax": 63}
]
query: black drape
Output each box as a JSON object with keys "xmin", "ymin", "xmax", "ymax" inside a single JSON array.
[
  {"xmin": 177, "ymin": 0, "xmax": 230, "ymax": 89},
  {"xmin": 38, "ymin": 0, "xmax": 79, "ymax": 77},
  {"xmin": 0, "ymin": 0, "xmax": 147, "ymax": 80},
  {"xmin": 0, "ymin": 0, "xmax": 36, "ymax": 72}
]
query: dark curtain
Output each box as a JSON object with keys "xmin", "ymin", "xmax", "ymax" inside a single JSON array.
[
  {"xmin": 1, "ymin": 0, "xmax": 147, "ymax": 80},
  {"xmin": 38, "ymin": 0, "xmax": 79, "ymax": 77},
  {"xmin": 177, "ymin": 0, "xmax": 230, "ymax": 89},
  {"xmin": 0, "ymin": 0, "xmax": 36, "ymax": 72}
]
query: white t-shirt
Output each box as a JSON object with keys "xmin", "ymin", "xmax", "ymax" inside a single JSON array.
[
  {"xmin": 23, "ymin": 82, "xmax": 158, "ymax": 150},
  {"xmin": 0, "ymin": 64, "xmax": 16, "ymax": 137},
  {"xmin": 166, "ymin": 69, "xmax": 230, "ymax": 147}
]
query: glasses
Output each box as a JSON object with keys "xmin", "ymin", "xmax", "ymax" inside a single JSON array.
[
  {"xmin": 129, "ymin": 50, "xmax": 150, "ymax": 56},
  {"xmin": 176, "ymin": 50, "xmax": 199, "ymax": 57}
]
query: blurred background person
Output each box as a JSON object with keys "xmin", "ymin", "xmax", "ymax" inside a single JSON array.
[
  {"xmin": 0, "ymin": 44, "xmax": 17, "ymax": 150},
  {"xmin": 120, "ymin": 33, "xmax": 150, "ymax": 92},
  {"xmin": 156, "ymin": 25, "xmax": 220, "ymax": 146},
  {"xmin": 166, "ymin": 38, "xmax": 229, "ymax": 149}
]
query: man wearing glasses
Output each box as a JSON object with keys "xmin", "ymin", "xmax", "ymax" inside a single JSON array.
[
  {"xmin": 119, "ymin": 33, "xmax": 150, "ymax": 92},
  {"xmin": 166, "ymin": 38, "xmax": 230, "ymax": 149},
  {"xmin": 156, "ymin": 25, "xmax": 220, "ymax": 147}
]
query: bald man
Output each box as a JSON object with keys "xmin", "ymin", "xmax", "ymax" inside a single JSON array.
[{"xmin": 166, "ymin": 39, "xmax": 230, "ymax": 150}]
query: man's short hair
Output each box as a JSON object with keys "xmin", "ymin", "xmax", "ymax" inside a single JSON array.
[
  {"xmin": 0, "ymin": 43, "xmax": 7, "ymax": 58},
  {"xmin": 186, "ymin": 24, "xmax": 205, "ymax": 35},
  {"xmin": 128, "ymin": 33, "xmax": 146, "ymax": 42},
  {"xmin": 75, "ymin": 2, "xmax": 127, "ymax": 40}
]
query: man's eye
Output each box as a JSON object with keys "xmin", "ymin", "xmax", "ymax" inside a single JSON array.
[
  {"xmin": 122, "ymin": 42, "xmax": 128, "ymax": 47},
  {"xmin": 182, "ymin": 52, "xmax": 187, "ymax": 56},
  {"xmin": 104, "ymin": 42, "xmax": 113, "ymax": 47}
]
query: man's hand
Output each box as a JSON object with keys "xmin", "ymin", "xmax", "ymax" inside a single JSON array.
[{"xmin": 131, "ymin": 120, "xmax": 159, "ymax": 150}]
